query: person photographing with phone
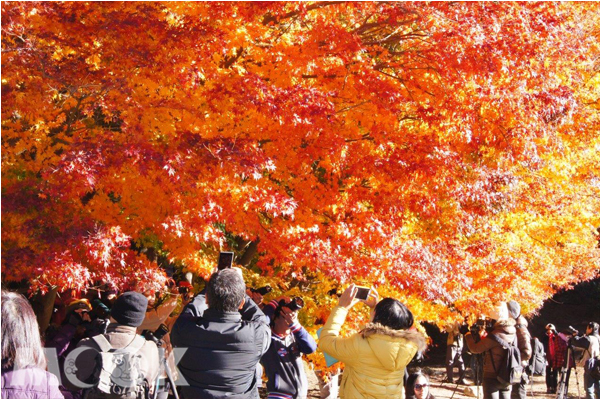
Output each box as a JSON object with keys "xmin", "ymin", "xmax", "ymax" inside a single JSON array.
[
  {"xmin": 171, "ymin": 257, "xmax": 271, "ymax": 398},
  {"xmin": 318, "ymin": 284, "xmax": 427, "ymax": 399}
]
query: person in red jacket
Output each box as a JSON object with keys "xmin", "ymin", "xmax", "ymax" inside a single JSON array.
[{"xmin": 541, "ymin": 323, "xmax": 573, "ymax": 395}]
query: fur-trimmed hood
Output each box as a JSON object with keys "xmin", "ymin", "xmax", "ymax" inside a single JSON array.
[
  {"xmin": 360, "ymin": 323, "xmax": 428, "ymax": 352},
  {"xmin": 318, "ymin": 306, "xmax": 426, "ymax": 397},
  {"xmin": 358, "ymin": 323, "xmax": 428, "ymax": 371},
  {"xmin": 493, "ymin": 318, "xmax": 517, "ymax": 332}
]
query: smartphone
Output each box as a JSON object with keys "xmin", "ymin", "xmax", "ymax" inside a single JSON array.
[
  {"xmin": 355, "ymin": 286, "xmax": 371, "ymax": 301},
  {"xmin": 217, "ymin": 252, "xmax": 234, "ymax": 270}
]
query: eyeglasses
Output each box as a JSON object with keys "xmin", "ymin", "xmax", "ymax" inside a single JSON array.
[{"xmin": 414, "ymin": 384, "xmax": 429, "ymax": 390}]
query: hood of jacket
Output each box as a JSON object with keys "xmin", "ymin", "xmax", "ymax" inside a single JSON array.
[
  {"xmin": 491, "ymin": 318, "xmax": 517, "ymax": 342},
  {"xmin": 359, "ymin": 323, "xmax": 427, "ymax": 371},
  {"xmin": 515, "ymin": 315, "xmax": 528, "ymax": 328}
]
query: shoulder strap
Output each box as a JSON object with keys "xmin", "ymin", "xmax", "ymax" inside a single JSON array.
[
  {"xmin": 91, "ymin": 334, "xmax": 113, "ymax": 353},
  {"xmin": 91, "ymin": 334, "xmax": 146, "ymax": 355},
  {"xmin": 487, "ymin": 333, "xmax": 508, "ymax": 348},
  {"xmin": 488, "ymin": 333, "xmax": 517, "ymax": 348},
  {"xmin": 487, "ymin": 335, "xmax": 499, "ymax": 373},
  {"xmin": 122, "ymin": 335, "xmax": 146, "ymax": 354}
]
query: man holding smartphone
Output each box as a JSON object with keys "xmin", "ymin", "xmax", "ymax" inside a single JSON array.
[{"xmin": 171, "ymin": 265, "xmax": 271, "ymax": 398}]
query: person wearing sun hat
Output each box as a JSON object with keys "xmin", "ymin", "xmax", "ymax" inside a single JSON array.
[
  {"xmin": 65, "ymin": 298, "xmax": 92, "ymax": 316},
  {"xmin": 45, "ymin": 298, "xmax": 94, "ymax": 363},
  {"xmin": 507, "ymin": 300, "xmax": 532, "ymax": 399},
  {"xmin": 65, "ymin": 291, "xmax": 160, "ymax": 397},
  {"xmin": 465, "ymin": 302, "xmax": 517, "ymax": 399}
]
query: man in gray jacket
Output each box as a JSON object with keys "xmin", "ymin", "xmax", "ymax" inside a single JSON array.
[{"xmin": 171, "ymin": 268, "xmax": 271, "ymax": 398}]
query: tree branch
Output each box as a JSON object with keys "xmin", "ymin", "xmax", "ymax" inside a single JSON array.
[{"xmin": 262, "ymin": 2, "xmax": 344, "ymax": 25}]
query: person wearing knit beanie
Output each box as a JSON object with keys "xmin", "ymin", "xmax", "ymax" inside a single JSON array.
[
  {"xmin": 465, "ymin": 300, "xmax": 518, "ymax": 398},
  {"xmin": 67, "ymin": 291, "xmax": 160, "ymax": 395},
  {"xmin": 110, "ymin": 291, "xmax": 148, "ymax": 327}
]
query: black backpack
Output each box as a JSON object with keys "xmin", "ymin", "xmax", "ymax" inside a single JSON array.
[
  {"xmin": 584, "ymin": 335, "xmax": 600, "ymax": 380},
  {"xmin": 586, "ymin": 356, "xmax": 600, "ymax": 380},
  {"xmin": 529, "ymin": 337, "xmax": 546, "ymax": 376},
  {"xmin": 488, "ymin": 333, "xmax": 523, "ymax": 385}
]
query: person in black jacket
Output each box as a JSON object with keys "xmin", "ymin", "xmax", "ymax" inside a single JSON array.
[
  {"xmin": 569, "ymin": 322, "xmax": 600, "ymax": 399},
  {"xmin": 171, "ymin": 268, "xmax": 271, "ymax": 399},
  {"xmin": 261, "ymin": 298, "xmax": 317, "ymax": 399}
]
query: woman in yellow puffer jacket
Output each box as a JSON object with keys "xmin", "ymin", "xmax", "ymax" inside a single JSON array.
[{"xmin": 319, "ymin": 284, "xmax": 427, "ymax": 399}]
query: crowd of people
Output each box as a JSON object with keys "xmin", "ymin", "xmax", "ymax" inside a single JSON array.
[
  {"xmin": 440, "ymin": 302, "xmax": 600, "ymax": 399},
  {"xmin": 2, "ymin": 266, "xmax": 599, "ymax": 399}
]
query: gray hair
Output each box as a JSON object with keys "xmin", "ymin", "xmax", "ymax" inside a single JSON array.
[
  {"xmin": 206, "ymin": 269, "xmax": 245, "ymax": 312},
  {"xmin": 1, "ymin": 291, "xmax": 47, "ymax": 370}
]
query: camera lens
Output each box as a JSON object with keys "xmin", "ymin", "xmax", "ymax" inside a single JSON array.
[
  {"xmin": 257, "ymin": 285, "xmax": 272, "ymax": 295},
  {"xmin": 289, "ymin": 297, "xmax": 304, "ymax": 311}
]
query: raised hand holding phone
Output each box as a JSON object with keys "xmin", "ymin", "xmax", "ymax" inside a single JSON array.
[
  {"xmin": 363, "ymin": 287, "xmax": 379, "ymax": 309},
  {"xmin": 354, "ymin": 286, "xmax": 371, "ymax": 301},
  {"xmin": 217, "ymin": 251, "xmax": 234, "ymax": 270},
  {"xmin": 338, "ymin": 284, "xmax": 360, "ymax": 309}
]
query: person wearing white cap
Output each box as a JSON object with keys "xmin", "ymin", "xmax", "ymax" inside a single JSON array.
[
  {"xmin": 541, "ymin": 323, "xmax": 566, "ymax": 395},
  {"xmin": 465, "ymin": 302, "xmax": 517, "ymax": 399}
]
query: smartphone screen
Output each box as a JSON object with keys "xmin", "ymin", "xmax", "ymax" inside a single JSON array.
[
  {"xmin": 355, "ymin": 286, "xmax": 371, "ymax": 300},
  {"xmin": 217, "ymin": 252, "xmax": 234, "ymax": 270}
]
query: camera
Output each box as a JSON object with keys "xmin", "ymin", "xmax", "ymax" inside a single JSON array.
[
  {"xmin": 251, "ymin": 285, "xmax": 272, "ymax": 296},
  {"xmin": 566, "ymin": 325, "xmax": 578, "ymax": 335},
  {"xmin": 142, "ymin": 324, "xmax": 169, "ymax": 345},
  {"xmin": 279, "ymin": 297, "xmax": 304, "ymax": 312},
  {"xmin": 475, "ymin": 318, "xmax": 494, "ymax": 330},
  {"xmin": 469, "ymin": 317, "xmax": 494, "ymax": 338},
  {"xmin": 178, "ymin": 286, "xmax": 190, "ymax": 295}
]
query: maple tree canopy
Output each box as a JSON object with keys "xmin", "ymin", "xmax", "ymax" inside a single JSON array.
[{"xmin": 2, "ymin": 2, "xmax": 600, "ymax": 325}]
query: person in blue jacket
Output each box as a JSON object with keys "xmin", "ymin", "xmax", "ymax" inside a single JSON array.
[{"xmin": 261, "ymin": 297, "xmax": 317, "ymax": 399}]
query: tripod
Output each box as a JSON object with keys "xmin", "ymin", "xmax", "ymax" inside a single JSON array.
[
  {"xmin": 556, "ymin": 340, "xmax": 581, "ymax": 399},
  {"xmin": 152, "ymin": 342, "xmax": 179, "ymax": 399},
  {"xmin": 526, "ymin": 367, "xmax": 536, "ymax": 399},
  {"xmin": 473, "ymin": 353, "xmax": 483, "ymax": 399},
  {"xmin": 450, "ymin": 352, "xmax": 483, "ymax": 399}
]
